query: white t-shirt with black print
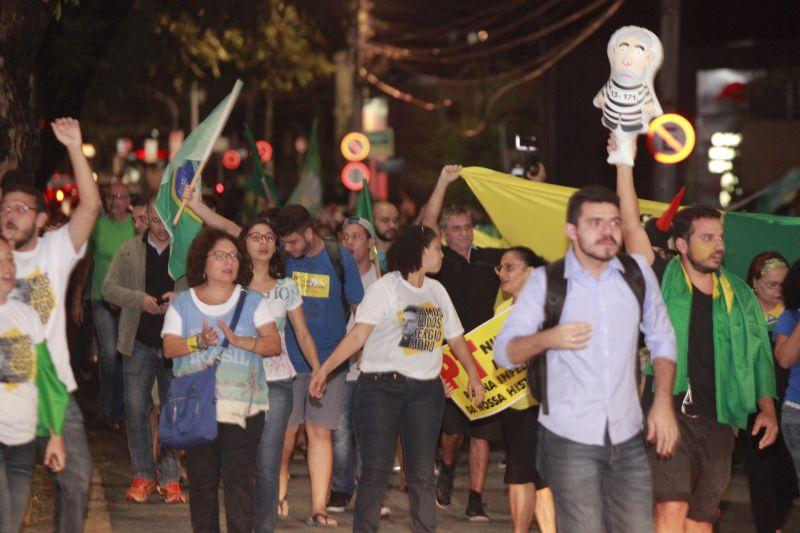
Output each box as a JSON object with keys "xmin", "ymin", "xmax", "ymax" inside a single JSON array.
[{"xmin": 355, "ymin": 271, "xmax": 463, "ymax": 380}]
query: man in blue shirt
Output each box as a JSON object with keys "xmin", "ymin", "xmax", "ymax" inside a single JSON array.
[
  {"xmin": 274, "ymin": 205, "xmax": 364, "ymax": 528},
  {"xmin": 494, "ymin": 185, "xmax": 679, "ymax": 533}
]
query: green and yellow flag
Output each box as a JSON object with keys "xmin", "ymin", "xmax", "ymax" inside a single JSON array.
[
  {"xmin": 240, "ymin": 123, "xmax": 280, "ymax": 223},
  {"xmin": 155, "ymin": 81, "xmax": 242, "ymax": 279}
]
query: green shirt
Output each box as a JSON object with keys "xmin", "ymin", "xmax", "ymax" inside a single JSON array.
[{"xmin": 90, "ymin": 215, "xmax": 134, "ymax": 300}]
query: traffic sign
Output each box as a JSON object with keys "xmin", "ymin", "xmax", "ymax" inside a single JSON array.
[
  {"xmin": 365, "ymin": 128, "xmax": 395, "ymax": 158},
  {"xmin": 341, "ymin": 162, "xmax": 370, "ymax": 191},
  {"xmin": 341, "ymin": 132, "xmax": 371, "ymax": 162},
  {"xmin": 647, "ymin": 114, "xmax": 696, "ymax": 164}
]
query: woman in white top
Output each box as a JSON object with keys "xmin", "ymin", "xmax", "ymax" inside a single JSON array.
[
  {"xmin": 310, "ymin": 225, "xmax": 485, "ymax": 532},
  {"xmin": 237, "ymin": 216, "xmax": 321, "ymax": 530}
]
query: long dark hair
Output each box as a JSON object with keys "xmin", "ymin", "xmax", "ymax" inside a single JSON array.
[
  {"xmin": 186, "ymin": 228, "xmax": 253, "ymax": 288},
  {"xmin": 783, "ymin": 260, "xmax": 800, "ymax": 311},
  {"xmin": 387, "ymin": 225, "xmax": 438, "ymax": 278},
  {"xmin": 239, "ymin": 217, "xmax": 285, "ymax": 280}
]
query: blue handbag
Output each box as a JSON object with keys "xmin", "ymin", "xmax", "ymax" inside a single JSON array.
[{"xmin": 159, "ymin": 290, "xmax": 247, "ymax": 450}]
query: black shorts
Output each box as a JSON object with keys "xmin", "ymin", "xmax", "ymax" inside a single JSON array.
[
  {"xmin": 442, "ymin": 400, "xmax": 504, "ymax": 442},
  {"xmin": 648, "ymin": 412, "xmax": 736, "ymax": 523},
  {"xmin": 502, "ymin": 406, "xmax": 546, "ymax": 487}
]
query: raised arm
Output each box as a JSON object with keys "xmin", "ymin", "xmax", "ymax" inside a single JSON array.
[
  {"xmin": 612, "ymin": 134, "xmax": 655, "ymax": 265},
  {"xmin": 420, "ymin": 165, "xmax": 462, "ymax": 234},
  {"xmin": 51, "ymin": 119, "xmax": 101, "ymax": 253},
  {"xmin": 182, "ymin": 184, "xmax": 243, "ymax": 238}
]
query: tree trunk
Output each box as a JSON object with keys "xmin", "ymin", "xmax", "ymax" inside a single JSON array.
[{"xmin": 0, "ymin": 0, "xmax": 54, "ymax": 180}]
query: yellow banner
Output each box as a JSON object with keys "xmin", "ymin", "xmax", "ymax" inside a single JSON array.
[
  {"xmin": 440, "ymin": 307, "xmax": 531, "ymax": 420},
  {"xmin": 461, "ymin": 167, "xmax": 670, "ymax": 261}
]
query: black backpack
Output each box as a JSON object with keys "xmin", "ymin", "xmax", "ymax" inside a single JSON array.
[
  {"xmin": 527, "ymin": 254, "xmax": 645, "ymax": 415},
  {"xmin": 323, "ymin": 238, "xmax": 350, "ymax": 320}
]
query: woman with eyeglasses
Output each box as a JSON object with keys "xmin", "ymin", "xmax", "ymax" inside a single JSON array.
[
  {"xmin": 161, "ymin": 227, "xmax": 282, "ymax": 533},
  {"xmin": 180, "ymin": 186, "xmax": 322, "ymax": 529},
  {"xmin": 494, "ymin": 247, "xmax": 556, "ymax": 533},
  {"xmin": 751, "ymin": 253, "xmax": 799, "ymax": 533},
  {"xmin": 309, "ymin": 225, "xmax": 486, "ymax": 532}
]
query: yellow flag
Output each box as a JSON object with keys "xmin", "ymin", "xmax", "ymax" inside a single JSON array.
[{"xmin": 461, "ymin": 167, "xmax": 670, "ymax": 261}]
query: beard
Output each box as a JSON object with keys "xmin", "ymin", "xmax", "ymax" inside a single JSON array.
[
  {"xmin": 2, "ymin": 222, "xmax": 37, "ymax": 250},
  {"xmin": 376, "ymin": 228, "xmax": 396, "ymax": 243},
  {"xmin": 686, "ymin": 248, "xmax": 722, "ymax": 274},
  {"xmin": 577, "ymin": 234, "xmax": 620, "ymax": 262}
]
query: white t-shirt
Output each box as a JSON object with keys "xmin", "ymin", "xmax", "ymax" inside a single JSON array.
[
  {"xmin": 162, "ymin": 285, "xmax": 274, "ymax": 337},
  {"xmin": 258, "ymin": 277, "xmax": 302, "ymax": 381},
  {"xmin": 0, "ymin": 299, "xmax": 46, "ymax": 445},
  {"xmin": 355, "ymin": 271, "xmax": 463, "ymax": 380},
  {"xmin": 11, "ymin": 225, "xmax": 86, "ymax": 393},
  {"xmin": 346, "ymin": 264, "xmax": 380, "ymax": 381}
]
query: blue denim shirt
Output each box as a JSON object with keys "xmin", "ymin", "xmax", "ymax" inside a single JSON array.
[{"xmin": 494, "ymin": 249, "xmax": 676, "ymax": 445}]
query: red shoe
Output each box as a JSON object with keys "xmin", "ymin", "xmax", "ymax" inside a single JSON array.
[
  {"xmin": 125, "ymin": 478, "xmax": 157, "ymax": 503},
  {"xmin": 159, "ymin": 482, "xmax": 187, "ymax": 504}
]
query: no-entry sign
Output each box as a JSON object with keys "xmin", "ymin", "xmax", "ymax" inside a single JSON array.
[
  {"xmin": 647, "ymin": 114, "xmax": 696, "ymax": 164},
  {"xmin": 340, "ymin": 132, "xmax": 371, "ymax": 162}
]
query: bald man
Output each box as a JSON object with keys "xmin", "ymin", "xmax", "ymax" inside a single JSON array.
[{"xmin": 372, "ymin": 201, "xmax": 399, "ymax": 271}]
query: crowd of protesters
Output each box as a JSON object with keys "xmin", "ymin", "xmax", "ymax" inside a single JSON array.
[{"xmin": 2, "ymin": 119, "xmax": 800, "ymax": 533}]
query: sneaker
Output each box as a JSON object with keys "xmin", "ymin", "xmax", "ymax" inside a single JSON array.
[
  {"xmin": 435, "ymin": 465, "xmax": 455, "ymax": 509},
  {"xmin": 380, "ymin": 506, "xmax": 391, "ymax": 518},
  {"xmin": 326, "ymin": 490, "xmax": 350, "ymax": 513},
  {"xmin": 466, "ymin": 501, "xmax": 490, "ymax": 523},
  {"xmin": 125, "ymin": 477, "xmax": 157, "ymax": 503},
  {"xmin": 159, "ymin": 482, "xmax": 186, "ymax": 503}
]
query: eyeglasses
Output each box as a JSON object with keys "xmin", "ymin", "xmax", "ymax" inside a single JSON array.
[
  {"xmin": 495, "ymin": 263, "xmax": 524, "ymax": 275},
  {"xmin": 0, "ymin": 203, "xmax": 36, "ymax": 216},
  {"xmin": 207, "ymin": 251, "xmax": 241, "ymax": 262},
  {"xmin": 246, "ymin": 232, "xmax": 276, "ymax": 244},
  {"xmin": 758, "ymin": 279, "xmax": 782, "ymax": 290},
  {"xmin": 106, "ymin": 193, "xmax": 129, "ymax": 200}
]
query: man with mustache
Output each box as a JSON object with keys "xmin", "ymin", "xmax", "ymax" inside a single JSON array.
[
  {"xmin": 615, "ymin": 143, "xmax": 777, "ymax": 533},
  {"xmin": 495, "ymin": 185, "xmax": 678, "ymax": 532},
  {"xmin": 0, "ymin": 117, "xmax": 100, "ymax": 533}
]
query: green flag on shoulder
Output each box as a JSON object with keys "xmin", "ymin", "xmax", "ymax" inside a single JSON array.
[{"xmin": 155, "ymin": 80, "xmax": 242, "ymax": 279}]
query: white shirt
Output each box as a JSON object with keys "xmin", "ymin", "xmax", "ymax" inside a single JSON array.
[
  {"xmin": 346, "ymin": 263, "xmax": 381, "ymax": 381},
  {"xmin": 0, "ymin": 299, "xmax": 46, "ymax": 445},
  {"xmin": 258, "ymin": 278, "xmax": 302, "ymax": 381},
  {"xmin": 11, "ymin": 225, "xmax": 86, "ymax": 393},
  {"xmin": 162, "ymin": 285, "xmax": 274, "ymax": 336},
  {"xmin": 356, "ymin": 272, "xmax": 463, "ymax": 380}
]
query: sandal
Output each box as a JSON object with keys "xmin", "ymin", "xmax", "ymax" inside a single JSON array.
[
  {"xmin": 306, "ymin": 513, "xmax": 337, "ymax": 528},
  {"xmin": 278, "ymin": 499, "xmax": 289, "ymax": 520}
]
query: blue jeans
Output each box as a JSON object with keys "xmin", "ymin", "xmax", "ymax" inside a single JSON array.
[
  {"xmin": 37, "ymin": 395, "xmax": 93, "ymax": 533},
  {"xmin": 538, "ymin": 427, "xmax": 653, "ymax": 533},
  {"xmin": 123, "ymin": 341, "xmax": 179, "ymax": 483},
  {"xmin": 254, "ymin": 378, "xmax": 293, "ymax": 533},
  {"xmin": 93, "ymin": 300, "xmax": 124, "ymax": 419},
  {"xmin": 332, "ymin": 379, "xmax": 358, "ymax": 496},
  {"xmin": 780, "ymin": 402, "xmax": 800, "ymax": 493},
  {"xmin": 354, "ymin": 374, "xmax": 444, "ymax": 533},
  {"xmin": 0, "ymin": 440, "xmax": 36, "ymax": 533}
]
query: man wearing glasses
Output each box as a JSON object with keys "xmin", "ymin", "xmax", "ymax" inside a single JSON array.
[
  {"xmin": 73, "ymin": 180, "xmax": 135, "ymax": 430},
  {"xmin": 102, "ymin": 196, "xmax": 187, "ymax": 504},
  {"xmin": 421, "ymin": 165, "xmax": 507, "ymax": 522},
  {"xmin": 1, "ymin": 117, "xmax": 100, "ymax": 533}
]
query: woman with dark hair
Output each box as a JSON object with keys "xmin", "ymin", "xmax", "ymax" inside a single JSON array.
[
  {"xmin": 494, "ymin": 246, "xmax": 556, "ymax": 533},
  {"xmin": 161, "ymin": 228, "xmax": 282, "ymax": 533},
  {"xmin": 181, "ymin": 188, "xmax": 322, "ymax": 528},
  {"xmin": 774, "ymin": 259, "xmax": 800, "ymax": 509},
  {"xmin": 742, "ymin": 252, "xmax": 796, "ymax": 533},
  {"xmin": 309, "ymin": 225, "xmax": 486, "ymax": 532},
  {"xmin": 238, "ymin": 217, "xmax": 321, "ymax": 530}
]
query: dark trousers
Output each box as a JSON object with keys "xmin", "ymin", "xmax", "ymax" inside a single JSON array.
[
  {"xmin": 185, "ymin": 413, "xmax": 265, "ymax": 533},
  {"xmin": 744, "ymin": 412, "xmax": 798, "ymax": 532},
  {"xmin": 354, "ymin": 373, "xmax": 444, "ymax": 533}
]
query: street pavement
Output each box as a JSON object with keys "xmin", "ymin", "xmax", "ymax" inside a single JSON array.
[{"xmin": 22, "ymin": 405, "xmax": 800, "ymax": 532}]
